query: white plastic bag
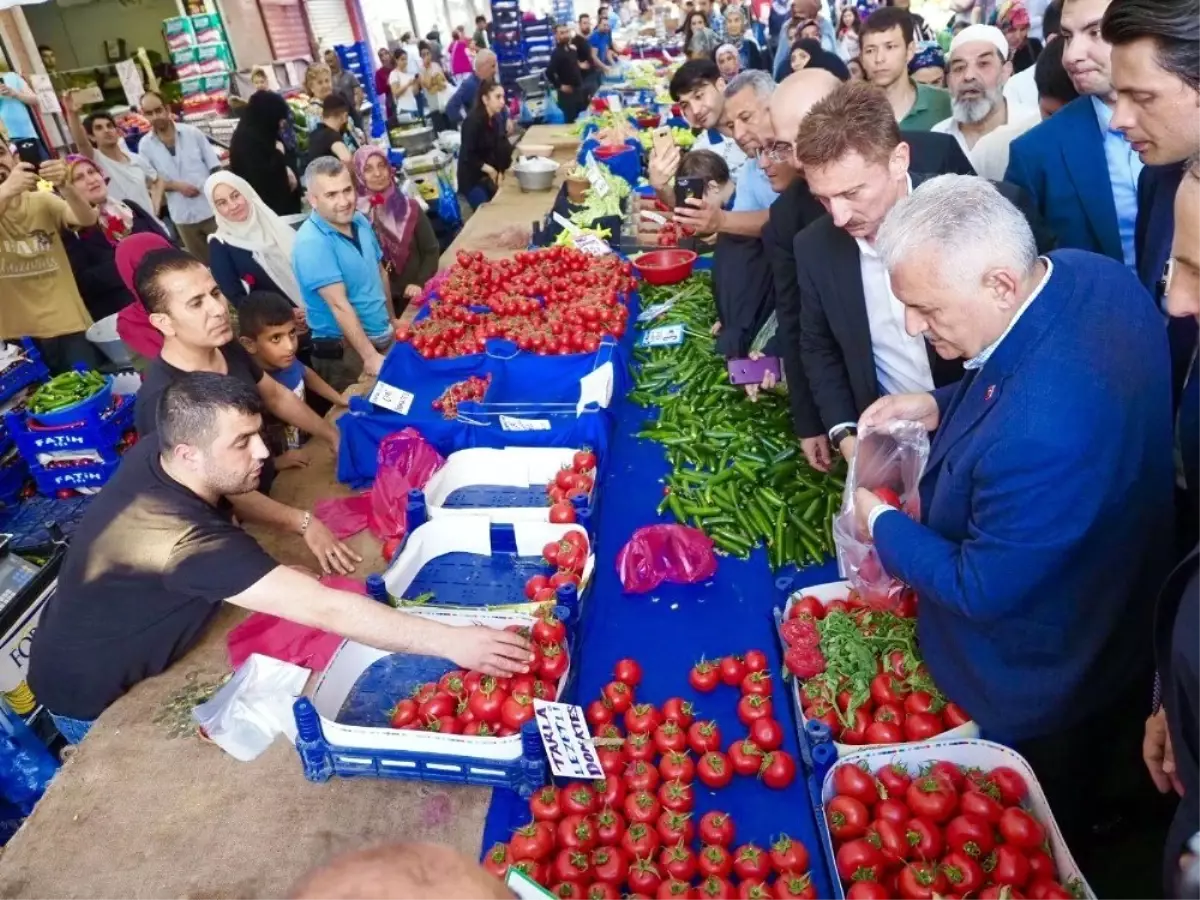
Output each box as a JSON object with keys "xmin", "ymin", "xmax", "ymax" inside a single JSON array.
[
  {"xmin": 192, "ymin": 653, "xmax": 310, "ymax": 762},
  {"xmin": 832, "ymin": 420, "xmax": 929, "ymax": 609}
]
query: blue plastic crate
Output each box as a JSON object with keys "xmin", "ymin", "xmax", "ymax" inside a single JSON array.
[
  {"xmin": 0, "ymin": 453, "xmax": 29, "ymax": 506},
  {"xmin": 6, "ymin": 393, "xmax": 135, "ymax": 463},
  {"xmin": 30, "ymin": 455, "xmax": 120, "ymax": 495},
  {"xmin": 0, "ymin": 342, "xmax": 48, "ymax": 408},
  {"xmin": 491, "ymin": 0, "xmax": 520, "ymax": 11}
]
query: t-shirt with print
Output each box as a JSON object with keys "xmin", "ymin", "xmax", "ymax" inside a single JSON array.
[
  {"xmin": 267, "ymin": 358, "xmax": 305, "ymax": 452},
  {"xmin": 0, "ymin": 191, "xmax": 93, "ymax": 340},
  {"xmin": 26, "ymin": 439, "xmax": 278, "ymax": 720},
  {"xmin": 693, "ymin": 129, "xmax": 748, "ymax": 184}
]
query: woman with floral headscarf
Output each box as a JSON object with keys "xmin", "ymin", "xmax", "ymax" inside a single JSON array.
[
  {"xmin": 353, "ymin": 146, "xmax": 440, "ymax": 312},
  {"xmin": 61, "ymin": 154, "xmax": 170, "ymax": 321},
  {"xmin": 908, "ymin": 40, "xmax": 947, "ymax": 87},
  {"xmin": 995, "ymin": 0, "xmax": 1041, "ymax": 73}
]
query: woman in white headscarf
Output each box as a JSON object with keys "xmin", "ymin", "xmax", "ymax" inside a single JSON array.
[{"xmin": 203, "ymin": 171, "xmax": 305, "ymax": 312}]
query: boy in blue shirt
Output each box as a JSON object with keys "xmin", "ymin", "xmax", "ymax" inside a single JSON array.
[{"xmin": 238, "ymin": 292, "xmax": 346, "ymax": 469}]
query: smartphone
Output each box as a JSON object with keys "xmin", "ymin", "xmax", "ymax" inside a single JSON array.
[
  {"xmin": 14, "ymin": 142, "xmax": 40, "ymax": 169},
  {"xmin": 727, "ymin": 356, "xmax": 781, "ymax": 385},
  {"xmin": 674, "ymin": 176, "xmax": 705, "ymax": 209}
]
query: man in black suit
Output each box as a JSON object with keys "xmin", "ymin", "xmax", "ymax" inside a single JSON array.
[
  {"xmin": 547, "ymin": 23, "xmax": 586, "ymax": 123},
  {"xmin": 793, "ymin": 81, "xmax": 1056, "ymax": 461},
  {"xmin": 765, "ymin": 72, "xmax": 977, "ymax": 470}
]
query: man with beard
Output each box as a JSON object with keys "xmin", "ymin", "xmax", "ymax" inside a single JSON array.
[
  {"xmin": 933, "ymin": 25, "xmax": 1040, "ymax": 164},
  {"xmin": 27, "ymin": 373, "xmax": 533, "ymax": 743},
  {"xmin": 547, "ymin": 23, "xmax": 586, "ymax": 123},
  {"xmin": 765, "ymin": 72, "xmax": 975, "ymax": 469},
  {"xmin": 1004, "ymin": 0, "xmax": 1142, "ymax": 267}
]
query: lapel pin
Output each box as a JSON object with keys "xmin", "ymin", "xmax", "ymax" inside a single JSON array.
[{"xmin": 984, "ymin": 385, "xmax": 996, "ymax": 401}]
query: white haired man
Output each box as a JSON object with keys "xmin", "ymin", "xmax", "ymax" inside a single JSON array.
[
  {"xmin": 933, "ymin": 25, "xmax": 1040, "ymax": 161},
  {"xmin": 854, "ymin": 173, "xmax": 1174, "ymax": 890}
]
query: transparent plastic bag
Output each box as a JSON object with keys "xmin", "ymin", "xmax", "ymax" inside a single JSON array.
[
  {"xmin": 192, "ymin": 654, "xmax": 309, "ymax": 762},
  {"xmin": 832, "ymin": 420, "xmax": 930, "ymax": 609},
  {"xmin": 617, "ymin": 524, "xmax": 718, "ymax": 593},
  {"xmin": 367, "ymin": 428, "xmax": 446, "ymax": 543}
]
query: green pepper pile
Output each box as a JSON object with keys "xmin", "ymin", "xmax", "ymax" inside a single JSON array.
[
  {"xmin": 630, "ymin": 274, "xmax": 845, "ymax": 568},
  {"xmin": 28, "ymin": 370, "xmax": 106, "ymax": 415}
]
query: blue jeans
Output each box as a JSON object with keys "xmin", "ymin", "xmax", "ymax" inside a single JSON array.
[{"xmin": 50, "ymin": 713, "xmax": 93, "ymax": 745}]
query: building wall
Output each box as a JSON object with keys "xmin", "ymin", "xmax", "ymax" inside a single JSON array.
[{"xmin": 23, "ymin": 0, "xmax": 182, "ymax": 70}]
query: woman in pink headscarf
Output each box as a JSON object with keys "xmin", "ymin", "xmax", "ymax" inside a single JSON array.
[
  {"xmin": 115, "ymin": 233, "xmax": 174, "ymax": 360},
  {"xmin": 996, "ymin": 0, "xmax": 1041, "ymax": 73},
  {"xmin": 352, "ymin": 146, "xmax": 440, "ymax": 313}
]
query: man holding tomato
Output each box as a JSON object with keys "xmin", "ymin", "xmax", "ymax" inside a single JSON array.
[{"xmin": 852, "ymin": 175, "xmax": 1175, "ymax": 884}]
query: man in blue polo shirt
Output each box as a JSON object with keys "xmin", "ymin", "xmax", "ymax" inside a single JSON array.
[{"xmin": 292, "ymin": 156, "xmax": 395, "ymax": 391}]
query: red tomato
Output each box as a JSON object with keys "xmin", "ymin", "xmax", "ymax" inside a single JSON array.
[
  {"xmin": 587, "ymin": 698, "xmax": 614, "ymax": 729},
  {"xmin": 597, "ymin": 747, "xmax": 623, "ymax": 777},
  {"xmin": 620, "ymin": 822, "xmax": 661, "ymax": 860},
  {"xmin": 877, "ymin": 763, "xmax": 912, "ymax": 797},
  {"xmin": 556, "ymin": 814, "xmax": 598, "ymax": 852},
  {"xmin": 942, "ymin": 702, "xmax": 972, "ymax": 729},
  {"xmin": 531, "ymin": 786, "xmax": 561, "ymax": 821},
  {"xmin": 897, "ymin": 861, "xmax": 947, "ymax": 900},
  {"xmin": 614, "ymin": 658, "xmax": 643, "ymax": 687},
  {"xmin": 482, "ymin": 842, "xmax": 510, "ymax": 879},
  {"xmin": 990, "ymin": 844, "xmax": 1032, "ymax": 888},
  {"xmin": 865, "ymin": 721, "xmax": 905, "ymax": 744},
  {"xmin": 660, "ymin": 697, "xmax": 695, "ymax": 728},
  {"xmin": 689, "ymin": 660, "xmax": 720, "ymax": 693},
  {"xmin": 839, "ymin": 708, "xmax": 872, "ymax": 745},
  {"xmin": 501, "ymin": 693, "xmax": 535, "ymax": 730},
  {"xmin": 769, "ymin": 834, "xmax": 810, "ymax": 875},
  {"xmin": 697, "ymin": 875, "xmax": 735, "ymax": 900},
  {"xmin": 941, "ymin": 850, "xmax": 985, "ymax": 895},
  {"xmin": 511, "ymin": 825, "xmax": 556, "ymax": 868},
  {"xmin": 835, "ymin": 838, "xmax": 884, "ymax": 883},
  {"xmin": 903, "ymin": 712, "xmax": 945, "ymax": 742},
  {"xmin": 750, "ymin": 718, "xmax": 783, "ymax": 751},
  {"xmin": 657, "ymin": 878, "xmax": 694, "ymax": 899},
  {"xmin": 585, "ymin": 884, "xmax": 620, "ymax": 900},
  {"xmin": 657, "ymin": 779, "xmax": 694, "ymax": 814},
  {"xmin": 627, "ymin": 858, "xmax": 663, "ymax": 896},
  {"xmin": 562, "ymin": 784, "xmax": 597, "ymax": 817},
  {"xmin": 539, "ymin": 643, "xmax": 570, "ymax": 680},
  {"xmin": 697, "ymin": 751, "xmax": 733, "ymax": 788},
  {"xmin": 389, "ymin": 699, "xmax": 417, "ymax": 729},
  {"xmin": 526, "ymin": 574, "xmax": 551, "ymax": 601},
  {"xmin": 833, "ymin": 763, "xmax": 881, "ymax": 806},
  {"xmin": 732, "ymin": 844, "xmax": 771, "ymax": 881},
  {"xmin": 944, "ymin": 813, "xmax": 994, "ymax": 858},
  {"xmin": 543, "ymin": 541, "xmax": 561, "ymax": 566},
  {"xmin": 590, "ymin": 845, "xmax": 628, "ymax": 885},
  {"xmin": 699, "ymin": 811, "xmax": 735, "ymax": 847},
  {"xmin": 865, "ymin": 818, "xmax": 909, "ymax": 868},
  {"xmin": 625, "ymin": 759, "xmax": 660, "ymax": 793},
  {"xmin": 874, "ymin": 798, "xmax": 910, "ymax": 827},
  {"xmin": 653, "ymin": 721, "xmax": 687, "ymax": 755},
  {"xmin": 960, "ymin": 788, "xmax": 1005, "ymax": 824},
  {"xmin": 719, "ymin": 655, "xmax": 746, "ymax": 686},
  {"xmin": 1027, "ymin": 881, "xmax": 1073, "ymax": 900},
  {"xmin": 573, "ymin": 449, "xmax": 597, "ymax": 473},
  {"xmin": 904, "ymin": 692, "xmax": 940, "ymax": 716},
  {"xmin": 846, "ymin": 882, "xmax": 889, "ymax": 900},
  {"xmin": 870, "ymin": 673, "xmax": 910, "ymax": 707},
  {"xmin": 1026, "ymin": 850, "xmax": 1057, "ymax": 882},
  {"xmin": 741, "ymin": 671, "xmax": 773, "ymax": 697},
  {"xmin": 552, "ymin": 847, "xmax": 592, "ymax": 885},
  {"xmin": 687, "ymin": 720, "xmax": 722, "ymax": 754},
  {"xmin": 743, "ymin": 649, "xmax": 769, "ymax": 673},
  {"xmin": 468, "ymin": 679, "xmax": 507, "ymax": 723},
  {"xmin": 625, "ymin": 703, "xmax": 662, "ymax": 734},
  {"xmin": 990, "ymin": 766, "xmax": 1029, "ymax": 806},
  {"xmin": 507, "ymin": 859, "xmax": 547, "ymax": 887},
  {"xmin": 624, "ymin": 732, "xmax": 656, "ymax": 762},
  {"xmin": 623, "ymin": 790, "xmax": 661, "ymax": 825},
  {"xmin": 737, "ymin": 880, "xmax": 771, "ymax": 900},
  {"xmin": 737, "ymin": 694, "xmax": 774, "ymax": 726},
  {"xmin": 902, "ymin": 818, "xmax": 943, "ymax": 860},
  {"xmin": 594, "ymin": 807, "xmax": 626, "ymax": 845},
  {"xmin": 658, "ymin": 842, "xmax": 697, "ymax": 882},
  {"xmin": 789, "ymin": 596, "xmax": 826, "ymax": 620},
  {"xmin": 603, "ymin": 680, "xmax": 633, "ymax": 713},
  {"xmin": 697, "ymin": 844, "xmax": 732, "ymax": 879},
  {"xmin": 656, "ymin": 811, "xmax": 695, "ymax": 845},
  {"xmin": 905, "ymin": 775, "xmax": 959, "ymax": 823},
  {"xmin": 826, "ymin": 795, "xmax": 871, "ymax": 841},
  {"xmin": 549, "ymin": 501, "xmax": 577, "ymax": 523},
  {"xmin": 929, "ymin": 761, "xmax": 966, "ymax": 790},
  {"xmin": 999, "ymin": 807, "xmax": 1046, "ymax": 849},
  {"xmin": 729, "ymin": 739, "xmax": 764, "ymax": 776},
  {"xmin": 659, "ymin": 750, "xmax": 694, "ymax": 784},
  {"xmin": 775, "ymin": 872, "xmax": 818, "ymax": 899},
  {"xmin": 874, "ymin": 487, "xmax": 902, "ymax": 508}
]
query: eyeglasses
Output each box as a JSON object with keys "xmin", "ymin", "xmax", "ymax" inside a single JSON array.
[{"xmin": 758, "ymin": 141, "xmax": 793, "ymax": 164}]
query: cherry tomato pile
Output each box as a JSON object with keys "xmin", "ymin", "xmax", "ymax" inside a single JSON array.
[
  {"xmin": 655, "ymin": 221, "xmax": 689, "ymax": 248},
  {"xmin": 826, "ymin": 758, "xmax": 1080, "ymax": 900},
  {"xmin": 432, "ymin": 374, "xmax": 492, "ymax": 418},
  {"xmin": 484, "ymin": 654, "xmax": 813, "ymax": 899},
  {"xmin": 525, "ymin": 529, "xmax": 590, "ymax": 602},
  {"xmin": 546, "ymin": 449, "xmax": 598, "ymax": 506},
  {"xmin": 387, "ymin": 614, "xmax": 569, "ymax": 737},
  {"xmin": 394, "ymin": 249, "xmax": 636, "ymax": 359},
  {"xmin": 784, "ymin": 593, "xmax": 972, "ymax": 747}
]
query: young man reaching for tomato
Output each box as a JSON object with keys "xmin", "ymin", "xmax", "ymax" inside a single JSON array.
[{"xmin": 27, "ymin": 374, "xmax": 532, "ymax": 744}]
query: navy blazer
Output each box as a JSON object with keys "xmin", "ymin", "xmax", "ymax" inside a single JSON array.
[
  {"xmin": 1005, "ymin": 97, "xmax": 1123, "ymax": 263},
  {"xmin": 208, "ymin": 237, "xmax": 288, "ymax": 308},
  {"xmin": 875, "ymin": 250, "xmax": 1175, "ymax": 742}
]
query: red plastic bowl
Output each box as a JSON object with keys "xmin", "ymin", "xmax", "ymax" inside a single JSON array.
[
  {"xmin": 593, "ymin": 144, "xmax": 633, "ymax": 160},
  {"xmin": 633, "ymin": 249, "xmax": 698, "ymax": 285},
  {"xmin": 635, "ymin": 113, "xmax": 661, "ymax": 128}
]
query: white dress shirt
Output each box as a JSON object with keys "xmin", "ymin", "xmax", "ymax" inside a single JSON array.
[
  {"xmin": 1003, "ymin": 65, "xmax": 1038, "ymax": 111},
  {"xmin": 932, "ymin": 101, "xmax": 1039, "ymax": 158},
  {"xmin": 968, "ymin": 108, "xmax": 1042, "ymax": 180},
  {"xmin": 856, "ymin": 236, "xmax": 936, "ymax": 397}
]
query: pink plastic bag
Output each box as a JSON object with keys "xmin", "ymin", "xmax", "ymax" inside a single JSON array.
[
  {"xmin": 226, "ymin": 576, "xmax": 367, "ymax": 671},
  {"xmin": 314, "ymin": 493, "xmax": 372, "ymax": 539},
  {"xmin": 832, "ymin": 420, "xmax": 929, "ymax": 608},
  {"xmin": 616, "ymin": 524, "xmax": 718, "ymax": 593},
  {"xmin": 367, "ymin": 428, "xmax": 446, "ymax": 542}
]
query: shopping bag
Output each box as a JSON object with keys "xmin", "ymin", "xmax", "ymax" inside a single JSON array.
[{"xmin": 616, "ymin": 524, "xmax": 718, "ymax": 593}]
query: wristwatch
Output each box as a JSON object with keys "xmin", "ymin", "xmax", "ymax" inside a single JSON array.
[{"xmin": 830, "ymin": 424, "xmax": 857, "ymax": 448}]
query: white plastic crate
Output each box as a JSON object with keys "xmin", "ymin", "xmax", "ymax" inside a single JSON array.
[
  {"xmin": 422, "ymin": 447, "xmax": 593, "ymax": 523},
  {"xmin": 820, "ymin": 738, "xmax": 1094, "ymax": 899}
]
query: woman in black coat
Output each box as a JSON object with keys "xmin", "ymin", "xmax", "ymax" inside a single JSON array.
[
  {"xmin": 62, "ymin": 154, "xmax": 171, "ymax": 322},
  {"xmin": 457, "ymin": 78, "xmax": 514, "ymax": 210},
  {"xmin": 229, "ymin": 90, "xmax": 302, "ymax": 216}
]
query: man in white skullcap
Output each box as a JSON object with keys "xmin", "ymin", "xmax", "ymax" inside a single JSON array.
[{"xmin": 933, "ymin": 24, "xmax": 1041, "ymax": 161}]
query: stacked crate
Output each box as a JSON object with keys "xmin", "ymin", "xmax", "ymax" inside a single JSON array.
[{"xmin": 492, "ymin": 0, "xmax": 527, "ymax": 97}]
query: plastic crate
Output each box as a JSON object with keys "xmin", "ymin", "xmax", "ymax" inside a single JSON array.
[
  {"xmin": 816, "ymin": 739, "xmax": 1094, "ymax": 899},
  {"xmin": 381, "ymin": 513, "xmax": 595, "ymax": 615},
  {"xmin": 0, "ymin": 342, "xmax": 48, "ymax": 408},
  {"xmin": 777, "ymin": 580, "xmax": 978, "ymax": 781},
  {"xmin": 294, "ymin": 605, "xmax": 570, "ymax": 794},
  {"xmin": 6, "ymin": 393, "xmax": 135, "ymax": 463},
  {"xmin": 0, "ymin": 452, "xmax": 28, "ymax": 506},
  {"xmin": 29, "ymin": 455, "xmax": 120, "ymax": 495}
]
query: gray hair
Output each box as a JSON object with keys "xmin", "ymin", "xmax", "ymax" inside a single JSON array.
[
  {"xmin": 303, "ymin": 155, "xmax": 348, "ymax": 191},
  {"xmin": 724, "ymin": 69, "xmax": 775, "ymax": 101},
  {"xmin": 876, "ymin": 174, "xmax": 1037, "ymax": 287}
]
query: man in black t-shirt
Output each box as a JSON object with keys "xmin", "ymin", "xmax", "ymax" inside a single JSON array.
[
  {"xmin": 548, "ymin": 23, "xmax": 586, "ymax": 124},
  {"xmin": 28, "ymin": 374, "xmax": 533, "ymax": 740},
  {"xmin": 133, "ymin": 247, "xmax": 357, "ymax": 575},
  {"xmin": 306, "ymin": 94, "xmax": 355, "ymax": 169},
  {"xmin": 574, "ymin": 15, "xmax": 601, "ymax": 100}
]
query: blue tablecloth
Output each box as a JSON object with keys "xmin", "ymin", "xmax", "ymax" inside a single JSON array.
[{"xmin": 480, "ymin": 382, "xmax": 840, "ymax": 896}]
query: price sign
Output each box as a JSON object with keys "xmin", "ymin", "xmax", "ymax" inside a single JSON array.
[
  {"xmin": 606, "ymin": 93, "xmax": 622, "ymax": 112},
  {"xmin": 507, "ymin": 867, "xmax": 555, "ymax": 899},
  {"xmin": 637, "ymin": 294, "xmax": 679, "ymax": 322},
  {"xmin": 640, "ymin": 323, "xmax": 685, "ymax": 347},
  {"xmin": 573, "ymin": 234, "xmax": 612, "ymax": 256},
  {"xmin": 584, "ymin": 152, "xmax": 610, "ymax": 198},
  {"xmin": 640, "ymin": 210, "xmax": 668, "ymax": 226},
  {"xmin": 533, "ymin": 700, "xmax": 605, "ymax": 779},
  {"xmin": 499, "ymin": 415, "xmax": 552, "ymax": 432},
  {"xmin": 368, "ymin": 380, "xmax": 414, "ymax": 415},
  {"xmin": 552, "ymin": 211, "xmax": 582, "ymax": 236},
  {"xmin": 115, "ymin": 59, "xmax": 145, "ymax": 109},
  {"xmin": 28, "ymin": 75, "xmax": 61, "ymax": 116}
]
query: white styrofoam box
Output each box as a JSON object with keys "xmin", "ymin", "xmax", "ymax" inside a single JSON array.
[
  {"xmin": 822, "ymin": 739, "xmax": 1094, "ymax": 899},
  {"xmin": 423, "ymin": 447, "xmax": 591, "ymax": 523},
  {"xmin": 382, "ymin": 515, "xmax": 595, "ymax": 602},
  {"xmin": 783, "ymin": 579, "xmax": 978, "ymax": 754},
  {"xmin": 310, "ymin": 606, "xmax": 570, "ymax": 760}
]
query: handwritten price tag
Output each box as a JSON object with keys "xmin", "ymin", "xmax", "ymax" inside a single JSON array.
[
  {"xmin": 584, "ymin": 152, "xmax": 610, "ymax": 198},
  {"xmin": 368, "ymin": 381, "xmax": 414, "ymax": 415},
  {"xmin": 639, "ymin": 323, "xmax": 685, "ymax": 347},
  {"xmin": 533, "ymin": 700, "xmax": 604, "ymax": 779},
  {"xmin": 499, "ymin": 415, "xmax": 552, "ymax": 432}
]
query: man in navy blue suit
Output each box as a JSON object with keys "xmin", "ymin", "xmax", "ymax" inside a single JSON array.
[
  {"xmin": 1004, "ymin": 0, "xmax": 1143, "ymax": 268},
  {"xmin": 854, "ymin": 174, "xmax": 1175, "ymax": 882}
]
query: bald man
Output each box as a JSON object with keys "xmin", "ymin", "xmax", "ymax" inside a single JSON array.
[
  {"xmin": 765, "ymin": 73, "xmax": 978, "ymax": 472},
  {"xmin": 446, "ymin": 50, "xmax": 505, "ymax": 126},
  {"xmin": 290, "ymin": 843, "xmax": 514, "ymax": 900}
]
